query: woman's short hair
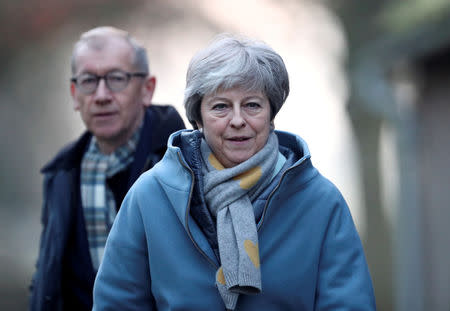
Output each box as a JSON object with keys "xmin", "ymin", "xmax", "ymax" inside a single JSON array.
[{"xmin": 184, "ymin": 34, "xmax": 290, "ymax": 129}]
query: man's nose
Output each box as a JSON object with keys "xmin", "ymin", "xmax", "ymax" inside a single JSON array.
[{"xmin": 94, "ymin": 78, "xmax": 112, "ymax": 102}]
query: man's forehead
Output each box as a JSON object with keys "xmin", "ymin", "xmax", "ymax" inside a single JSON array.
[
  {"xmin": 77, "ymin": 35, "xmax": 132, "ymax": 55},
  {"xmin": 74, "ymin": 38, "xmax": 135, "ymax": 73}
]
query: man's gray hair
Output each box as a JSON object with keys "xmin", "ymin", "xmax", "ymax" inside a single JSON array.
[
  {"xmin": 71, "ymin": 26, "xmax": 149, "ymax": 75},
  {"xmin": 184, "ymin": 34, "xmax": 289, "ymax": 129}
]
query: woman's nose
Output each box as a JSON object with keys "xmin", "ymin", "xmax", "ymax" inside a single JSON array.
[{"xmin": 230, "ymin": 108, "xmax": 246, "ymax": 128}]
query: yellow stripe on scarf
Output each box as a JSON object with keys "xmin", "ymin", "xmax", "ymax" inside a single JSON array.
[{"xmin": 208, "ymin": 154, "xmax": 262, "ymax": 189}]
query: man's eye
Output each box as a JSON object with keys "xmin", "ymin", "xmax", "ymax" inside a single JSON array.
[
  {"xmin": 80, "ymin": 77, "xmax": 97, "ymax": 84},
  {"xmin": 108, "ymin": 75, "xmax": 127, "ymax": 82}
]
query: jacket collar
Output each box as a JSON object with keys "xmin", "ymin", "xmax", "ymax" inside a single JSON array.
[
  {"xmin": 41, "ymin": 107, "xmax": 172, "ymax": 174},
  {"xmin": 163, "ymin": 129, "xmax": 314, "ymax": 211},
  {"xmin": 275, "ymin": 130, "xmax": 310, "ymax": 163},
  {"xmin": 41, "ymin": 131, "xmax": 91, "ymax": 173},
  {"xmin": 167, "ymin": 129, "xmax": 311, "ymax": 171}
]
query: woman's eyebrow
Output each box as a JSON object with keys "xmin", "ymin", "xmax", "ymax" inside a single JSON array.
[
  {"xmin": 208, "ymin": 95, "xmax": 264, "ymax": 102},
  {"xmin": 205, "ymin": 96, "xmax": 230, "ymax": 104}
]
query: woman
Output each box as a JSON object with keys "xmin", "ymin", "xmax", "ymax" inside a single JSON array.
[{"xmin": 93, "ymin": 34, "xmax": 376, "ymax": 310}]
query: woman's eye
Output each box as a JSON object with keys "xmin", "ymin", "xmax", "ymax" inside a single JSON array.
[
  {"xmin": 212, "ymin": 103, "xmax": 227, "ymax": 110},
  {"xmin": 246, "ymin": 102, "xmax": 261, "ymax": 109}
]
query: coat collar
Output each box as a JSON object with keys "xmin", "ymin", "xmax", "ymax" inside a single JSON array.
[
  {"xmin": 41, "ymin": 106, "xmax": 183, "ymax": 174},
  {"xmin": 161, "ymin": 129, "xmax": 314, "ymax": 221}
]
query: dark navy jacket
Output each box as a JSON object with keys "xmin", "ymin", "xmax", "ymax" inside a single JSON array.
[{"xmin": 29, "ymin": 105, "xmax": 185, "ymax": 311}]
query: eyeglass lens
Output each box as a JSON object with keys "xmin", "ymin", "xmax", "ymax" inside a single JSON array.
[{"xmin": 77, "ymin": 71, "xmax": 130, "ymax": 94}]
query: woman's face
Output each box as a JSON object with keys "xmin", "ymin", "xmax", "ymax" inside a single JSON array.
[{"xmin": 197, "ymin": 87, "xmax": 272, "ymax": 168}]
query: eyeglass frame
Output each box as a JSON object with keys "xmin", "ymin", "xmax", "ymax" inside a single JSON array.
[{"xmin": 70, "ymin": 70, "xmax": 148, "ymax": 95}]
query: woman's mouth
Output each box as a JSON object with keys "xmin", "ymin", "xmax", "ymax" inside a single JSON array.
[{"xmin": 229, "ymin": 136, "xmax": 249, "ymax": 141}]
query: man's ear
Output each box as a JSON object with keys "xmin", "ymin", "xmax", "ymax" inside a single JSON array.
[
  {"xmin": 70, "ymin": 82, "xmax": 80, "ymax": 110},
  {"xmin": 142, "ymin": 76, "xmax": 156, "ymax": 107}
]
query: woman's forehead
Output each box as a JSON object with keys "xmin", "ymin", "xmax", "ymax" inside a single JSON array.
[{"xmin": 207, "ymin": 84, "xmax": 266, "ymax": 97}]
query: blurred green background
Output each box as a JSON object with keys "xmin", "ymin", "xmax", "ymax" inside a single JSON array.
[{"xmin": 1, "ymin": 0, "xmax": 449, "ymax": 310}]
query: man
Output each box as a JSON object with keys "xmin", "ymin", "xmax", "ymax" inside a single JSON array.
[{"xmin": 29, "ymin": 26, "xmax": 185, "ymax": 311}]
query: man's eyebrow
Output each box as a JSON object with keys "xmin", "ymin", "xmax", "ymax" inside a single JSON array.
[{"xmin": 78, "ymin": 67, "xmax": 125, "ymax": 75}]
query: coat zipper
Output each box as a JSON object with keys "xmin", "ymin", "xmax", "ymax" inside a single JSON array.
[
  {"xmin": 177, "ymin": 152, "xmax": 219, "ymax": 269},
  {"xmin": 257, "ymin": 156, "xmax": 308, "ymax": 232}
]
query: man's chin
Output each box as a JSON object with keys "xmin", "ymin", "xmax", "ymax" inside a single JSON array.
[{"xmin": 91, "ymin": 127, "xmax": 122, "ymax": 143}]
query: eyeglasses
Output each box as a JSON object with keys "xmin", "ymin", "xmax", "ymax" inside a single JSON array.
[{"xmin": 71, "ymin": 70, "xmax": 147, "ymax": 94}]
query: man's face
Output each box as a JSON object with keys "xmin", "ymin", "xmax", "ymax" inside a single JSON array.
[{"xmin": 71, "ymin": 37, "xmax": 155, "ymax": 154}]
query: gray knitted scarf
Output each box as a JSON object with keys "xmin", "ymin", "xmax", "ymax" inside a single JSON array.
[{"xmin": 200, "ymin": 132, "xmax": 279, "ymax": 310}]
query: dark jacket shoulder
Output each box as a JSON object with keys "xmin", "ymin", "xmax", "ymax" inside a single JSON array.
[
  {"xmin": 41, "ymin": 105, "xmax": 185, "ymax": 174},
  {"xmin": 41, "ymin": 132, "xmax": 91, "ymax": 174},
  {"xmin": 146, "ymin": 104, "xmax": 185, "ymax": 154}
]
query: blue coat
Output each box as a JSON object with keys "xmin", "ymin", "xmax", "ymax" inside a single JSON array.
[
  {"xmin": 93, "ymin": 130, "xmax": 376, "ymax": 310},
  {"xmin": 30, "ymin": 106, "xmax": 185, "ymax": 311}
]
